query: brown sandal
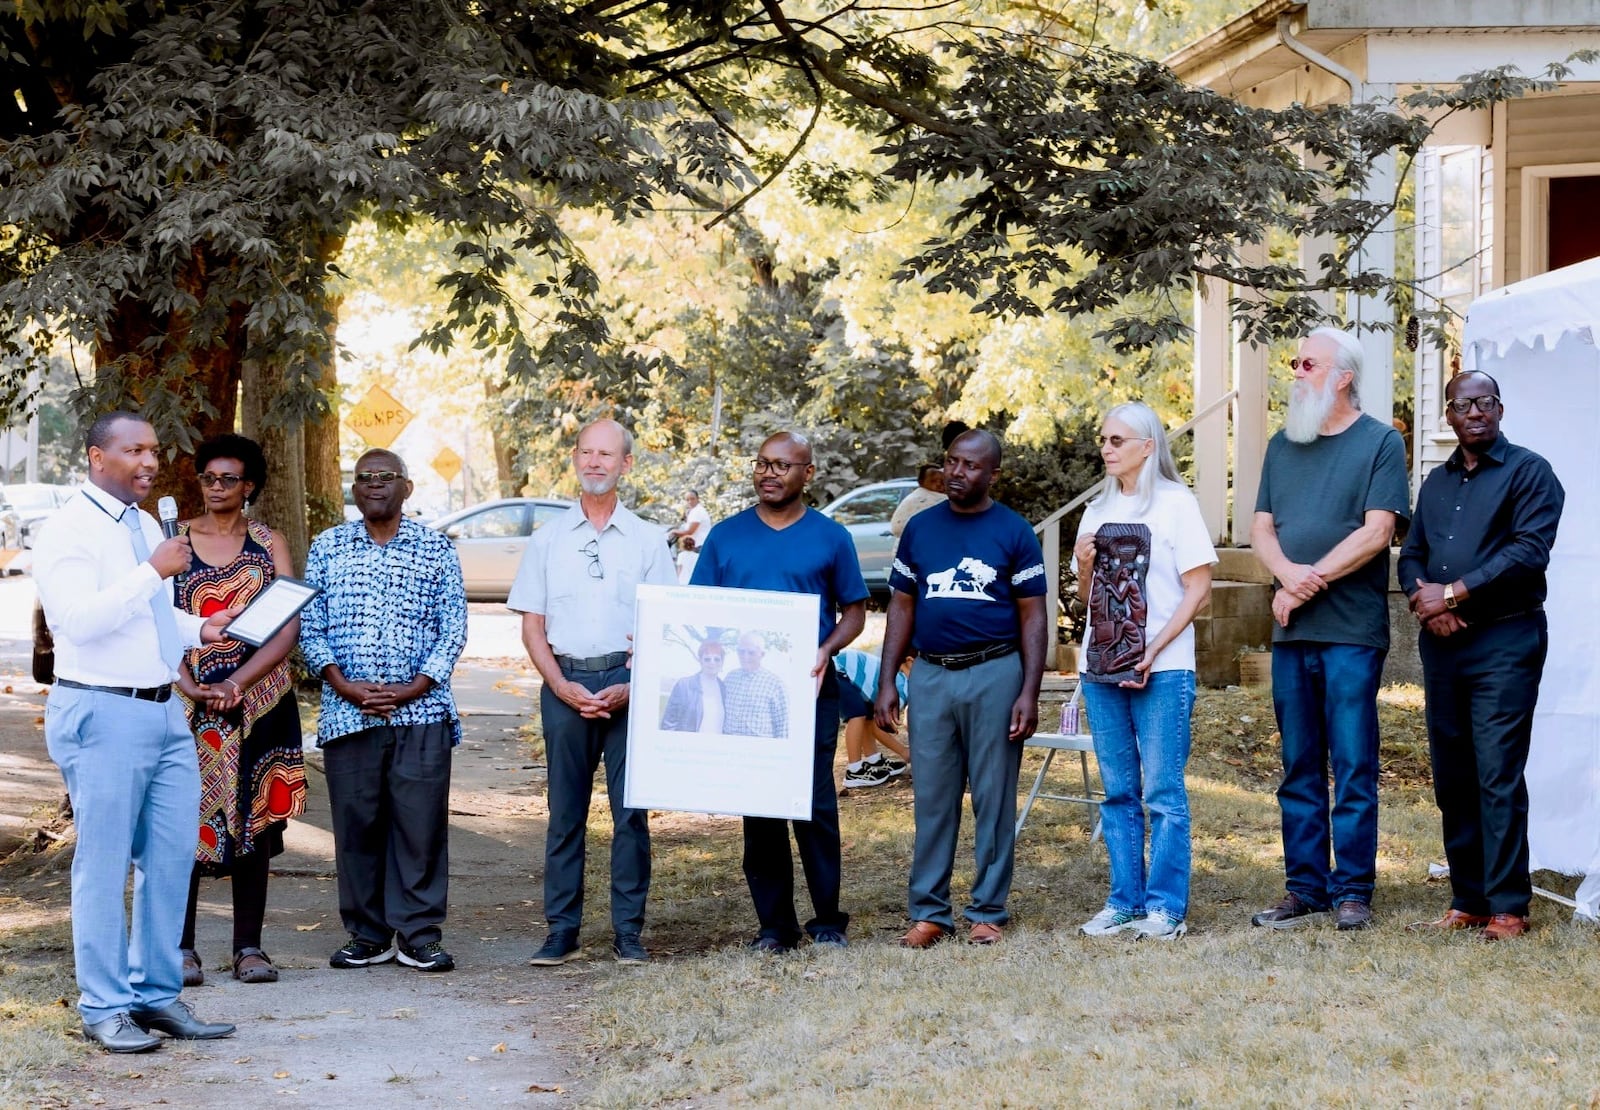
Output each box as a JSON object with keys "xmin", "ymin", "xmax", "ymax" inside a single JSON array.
[
  {"xmin": 181, "ymin": 948, "xmax": 204, "ymax": 987},
  {"xmin": 233, "ymin": 947, "xmax": 279, "ymax": 983}
]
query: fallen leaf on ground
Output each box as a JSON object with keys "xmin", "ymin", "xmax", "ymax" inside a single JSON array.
[
  {"xmin": 493, "ymin": 1042, "xmax": 507, "ymax": 1053},
  {"xmin": 528, "ymin": 1085, "xmax": 564, "ymax": 1094},
  {"xmin": 274, "ymin": 1071, "xmax": 290, "ymax": 1079},
  {"xmin": 295, "ymin": 922, "xmax": 322, "ymax": 931},
  {"xmin": 234, "ymin": 1057, "xmax": 252, "ymax": 1064}
]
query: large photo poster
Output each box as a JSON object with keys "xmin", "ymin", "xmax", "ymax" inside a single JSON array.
[{"xmin": 625, "ymin": 584, "xmax": 819, "ymax": 819}]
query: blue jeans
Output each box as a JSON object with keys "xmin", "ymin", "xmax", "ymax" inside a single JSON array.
[
  {"xmin": 45, "ymin": 686, "xmax": 200, "ymax": 1023},
  {"xmin": 1081, "ymin": 671, "xmax": 1196, "ymax": 920},
  {"xmin": 1271, "ymin": 642, "xmax": 1385, "ymax": 907}
]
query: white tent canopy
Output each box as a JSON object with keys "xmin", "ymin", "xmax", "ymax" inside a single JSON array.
[{"xmin": 1463, "ymin": 256, "xmax": 1600, "ymax": 921}]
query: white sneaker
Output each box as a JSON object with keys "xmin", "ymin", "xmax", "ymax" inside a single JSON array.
[
  {"xmin": 1132, "ymin": 912, "xmax": 1188, "ymax": 940},
  {"xmin": 1078, "ymin": 906, "xmax": 1145, "ymax": 937}
]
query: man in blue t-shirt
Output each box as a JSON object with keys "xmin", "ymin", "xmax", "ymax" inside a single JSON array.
[
  {"xmin": 875, "ymin": 429, "xmax": 1049, "ymax": 947},
  {"xmin": 1249, "ymin": 327, "xmax": 1411, "ymax": 934},
  {"xmin": 691, "ymin": 431, "xmax": 869, "ymax": 952}
]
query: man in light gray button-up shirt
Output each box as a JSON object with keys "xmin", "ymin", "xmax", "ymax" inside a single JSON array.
[{"xmin": 509, "ymin": 419, "xmax": 674, "ymax": 965}]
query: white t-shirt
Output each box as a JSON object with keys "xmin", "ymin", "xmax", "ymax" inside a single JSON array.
[
  {"xmin": 676, "ymin": 549, "xmax": 699, "ymax": 584},
  {"xmin": 1076, "ymin": 478, "xmax": 1217, "ymax": 673},
  {"xmin": 678, "ymin": 504, "xmax": 712, "ymax": 541}
]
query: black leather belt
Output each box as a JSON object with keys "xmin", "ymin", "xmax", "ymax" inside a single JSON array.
[
  {"xmin": 918, "ymin": 642, "xmax": 1017, "ymax": 671},
  {"xmin": 56, "ymin": 677, "xmax": 173, "ymax": 703},
  {"xmin": 558, "ymin": 651, "xmax": 631, "ymax": 673}
]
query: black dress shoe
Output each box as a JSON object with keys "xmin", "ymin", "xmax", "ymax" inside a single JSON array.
[
  {"xmin": 130, "ymin": 1000, "xmax": 236, "ymax": 1040},
  {"xmin": 82, "ymin": 1013, "xmax": 163, "ymax": 1053}
]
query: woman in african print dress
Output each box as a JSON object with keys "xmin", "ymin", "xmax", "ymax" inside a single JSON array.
[{"xmin": 174, "ymin": 434, "xmax": 306, "ymax": 985}]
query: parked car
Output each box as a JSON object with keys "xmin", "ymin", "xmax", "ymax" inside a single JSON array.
[
  {"xmin": 9, "ymin": 483, "xmax": 76, "ymax": 548},
  {"xmin": 819, "ymin": 478, "xmax": 918, "ymax": 600},
  {"xmin": 428, "ymin": 497, "xmax": 571, "ymax": 601}
]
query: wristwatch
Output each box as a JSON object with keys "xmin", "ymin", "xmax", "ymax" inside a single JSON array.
[{"xmin": 1443, "ymin": 583, "xmax": 1457, "ymax": 610}]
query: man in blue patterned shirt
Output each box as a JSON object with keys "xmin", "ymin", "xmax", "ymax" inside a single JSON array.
[{"xmin": 301, "ymin": 449, "xmax": 468, "ymax": 974}]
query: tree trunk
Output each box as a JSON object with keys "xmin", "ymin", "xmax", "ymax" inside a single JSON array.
[
  {"xmin": 95, "ymin": 268, "xmax": 243, "ymax": 517},
  {"xmin": 485, "ymin": 378, "xmax": 517, "ymax": 496},
  {"xmin": 240, "ymin": 360, "xmax": 309, "ymax": 573},
  {"xmin": 304, "ymin": 235, "xmax": 348, "ymax": 549}
]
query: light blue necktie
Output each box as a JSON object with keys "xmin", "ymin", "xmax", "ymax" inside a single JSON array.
[{"xmin": 123, "ymin": 508, "xmax": 183, "ymax": 670}]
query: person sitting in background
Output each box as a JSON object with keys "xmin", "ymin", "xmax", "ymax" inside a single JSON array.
[
  {"xmin": 676, "ymin": 534, "xmax": 699, "ymax": 584},
  {"xmin": 1073, "ymin": 403, "xmax": 1215, "ymax": 941},
  {"xmin": 667, "ymin": 489, "xmax": 712, "ymax": 547},
  {"xmin": 174, "ymin": 434, "xmax": 306, "ymax": 986},
  {"xmin": 835, "ymin": 647, "xmax": 910, "ymax": 789}
]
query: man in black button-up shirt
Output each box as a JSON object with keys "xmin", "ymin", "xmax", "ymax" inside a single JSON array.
[{"xmin": 1398, "ymin": 370, "xmax": 1564, "ymax": 940}]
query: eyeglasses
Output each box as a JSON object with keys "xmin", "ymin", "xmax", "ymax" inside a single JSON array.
[
  {"xmin": 354, "ymin": 470, "xmax": 403, "ymax": 484},
  {"xmin": 1098, "ymin": 435, "xmax": 1150, "ymax": 449},
  {"xmin": 1446, "ymin": 395, "xmax": 1501, "ymax": 415},
  {"xmin": 580, "ymin": 539, "xmax": 604, "ymax": 579},
  {"xmin": 197, "ymin": 473, "xmax": 244, "ymax": 489},
  {"xmin": 752, "ymin": 457, "xmax": 796, "ymax": 476},
  {"xmin": 1289, "ymin": 358, "xmax": 1322, "ymax": 372}
]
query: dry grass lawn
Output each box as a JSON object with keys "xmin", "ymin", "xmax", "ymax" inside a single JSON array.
[{"xmin": 563, "ymin": 685, "xmax": 1600, "ymax": 1107}]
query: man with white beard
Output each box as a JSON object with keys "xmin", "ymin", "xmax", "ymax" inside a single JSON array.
[
  {"xmin": 1247, "ymin": 327, "xmax": 1411, "ymax": 932},
  {"xmin": 511, "ymin": 419, "xmax": 675, "ymax": 966}
]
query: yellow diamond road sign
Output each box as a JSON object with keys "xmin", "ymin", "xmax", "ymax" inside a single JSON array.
[
  {"xmin": 345, "ymin": 384, "xmax": 413, "ymax": 450},
  {"xmin": 432, "ymin": 447, "xmax": 463, "ymax": 484}
]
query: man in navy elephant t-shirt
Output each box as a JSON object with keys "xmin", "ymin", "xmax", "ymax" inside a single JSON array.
[{"xmin": 875, "ymin": 429, "xmax": 1050, "ymax": 947}]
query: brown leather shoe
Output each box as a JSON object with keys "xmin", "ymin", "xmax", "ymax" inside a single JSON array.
[
  {"xmin": 1406, "ymin": 908, "xmax": 1492, "ymax": 932},
  {"xmin": 899, "ymin": 921, "xmax": 948, "ymax": 949},
  {"xmin": 968, "ymin": 922, "xmax": 1002, "ymax": 945},
  {"xmin": 1482, "ymin": 913, "xmax": 1530, "ymax": 941}
]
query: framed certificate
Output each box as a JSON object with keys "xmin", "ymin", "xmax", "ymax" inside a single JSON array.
[
  {"xmin": 224, "ymin": 576, "xmax": 320, "ymax": 647},
  {"xmin": 625, "ymin": 583, "xmax": 819, "ymax": 820}
]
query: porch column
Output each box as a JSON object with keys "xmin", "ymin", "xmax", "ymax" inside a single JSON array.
[
  {"xmin": 1193, "ymin": 271, "xmax": 1230, "ymax": 544},
  {"xmin": 1351, "ymin": 104, "xmax": 1398, "ymax": 426},
  {"xmin": 1232, "ymin": 237, "xmax": 1270, "ymax": 545}
]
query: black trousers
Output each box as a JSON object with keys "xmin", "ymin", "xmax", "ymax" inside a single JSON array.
[
  {"xmin": 744, "ymin": 670, "xmax": 848, "ymax": 944},
  {"xmin": 1419, "ymin": 611, "xmax": 1548, "ymax": 917},
  {"xmin": 323, "ymin": 721, "xmax": 453, "ymax": 948},
  {"xmin": 540, "ymin": 660, "xmax": 650, "ymax": 935}
]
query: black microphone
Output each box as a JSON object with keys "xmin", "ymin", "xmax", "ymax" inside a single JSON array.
[{"xmin": 157, "ymin": 496, "xmax": 186, "ymax": 590}]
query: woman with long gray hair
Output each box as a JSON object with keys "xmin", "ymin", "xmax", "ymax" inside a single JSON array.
[{"xmin": 1073, "ymin": 401, "xmax": 1216, "ymax": 939}]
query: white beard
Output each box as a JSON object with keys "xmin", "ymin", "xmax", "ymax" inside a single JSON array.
[
  {"xmin": 1284, "ymin": 374, "xmax": 1340, "ymax": 444},
  {"xmin": 579, "ymin": 474, "xmax": 619, "ymax": 495}
]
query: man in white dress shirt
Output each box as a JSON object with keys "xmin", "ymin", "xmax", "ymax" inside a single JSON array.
[
  {"xmin": 33, "ymin": 412, "xmax": 238, "ymax": 1053},
  {"xmin": 511, "ymin": 418, "xmax": 675, "ymax": 966}
]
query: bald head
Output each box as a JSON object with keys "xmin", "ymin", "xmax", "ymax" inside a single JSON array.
[
  {"xmin": 356, "ymin": 449, "xmax": 408, "ymax": 478},
  {"xmin": 760, "ymin": 431, "xmax": 812, "ymax": 466},
  {"xmin": 950, "ymin": 429, "xmax": 1002, "ymax": 468}
]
